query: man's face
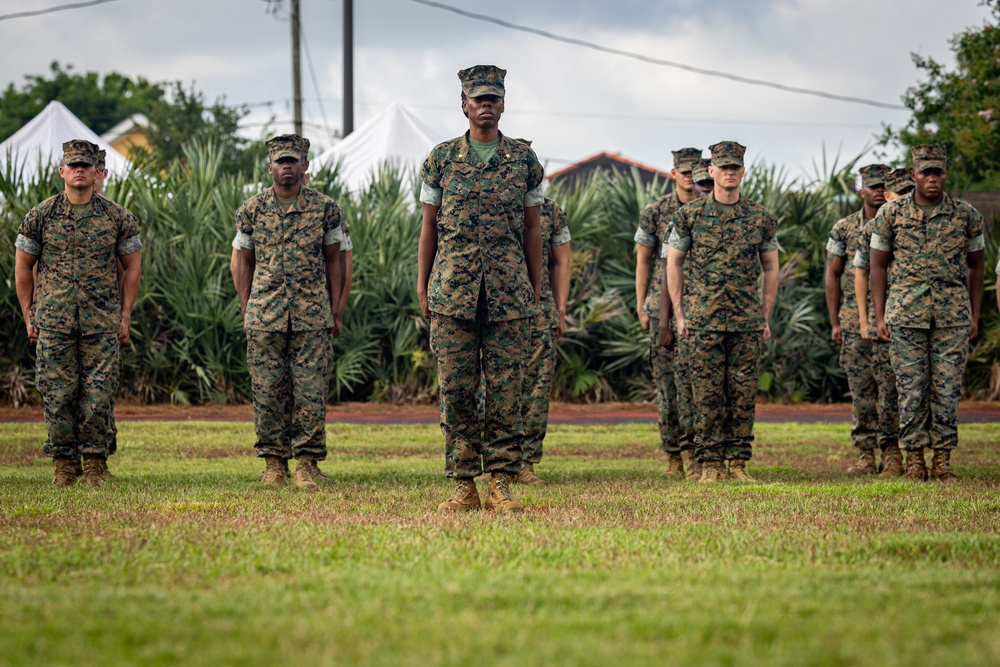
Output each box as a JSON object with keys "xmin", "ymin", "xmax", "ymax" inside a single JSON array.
[
  {"xmin": 694, "ymin": 179, "xmax": 714, "ymax": 197},
  {"xmin": 59, "ymin": 162, "xmax": 97, "ymax": 191},
  {"xmin": 269, "ymin": 156, "xmax": 305, "ymax": 187},
  {"xmin": 860, "ymin": 183, "xmax": 886, "ymax": 209},
  {"xmin": 462, "ymin": 94, "xmax": 504, "ymax": 129},
  {"xmin": 913, "ymin": 167, "xmax": 945, "ymax": 201},
  {"xmin": 708, "ymin": 164, "xmax": 744, "ymax": 191},
  {"xmin": 95, "ymin": 166, "xmax": 108, "ymax": 194},
  {"xmin": 671, "ymin": 168, "xmax": 695, "ymax": 194}
]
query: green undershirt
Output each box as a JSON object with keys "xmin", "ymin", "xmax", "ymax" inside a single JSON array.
[
  {"xmin": 917, "ymin": 203, "xmax": 939, "ymax": 218},
  {"xmin": 469, "ymin": 138, "xmax": 500, "ymax": 164},
  {"xmin": 277, "ymin": 196, "xmax": 297, "ymax": 213},
  {"xmin": 72, "ymin": 203, "xmax": 89, "ymax": 216},
  {"xmin": 715, "ymin": 201, "xmax": 738, "ymax": 217}
]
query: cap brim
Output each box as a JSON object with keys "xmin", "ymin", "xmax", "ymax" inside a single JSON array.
[
  {"xmin": 862, "ymin": 179, "xmax": 886, "ymax": 188},
  {"xmin": 466, "ymin": 85, "xmax": 504, "ymax": 98},
  {"xmin": 270, "ymin": 149, "xmax": 302, "ymax": 161},
  {"xmin": 675, "ymin": 163, "xmax": 695, "ymax": 174},
  {"xmin": 712, "ymin": 159, "xmax": 743, "ymax": 167},
  {"xmin": 62, "ymin": 158, "xmax": 96, "ymax": 166},
  {"xmin": 915, "ymin": 160, "xmax": 946, "ymax": 172}
]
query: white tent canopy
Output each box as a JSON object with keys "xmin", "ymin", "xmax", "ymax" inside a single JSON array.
[
  {"xmin": 0, "ymin": 100, "xmax": 130, "ymax": 178},
  {"xmin": 315, "ymin": 103, "xmax": 443, "ymax": 191}
]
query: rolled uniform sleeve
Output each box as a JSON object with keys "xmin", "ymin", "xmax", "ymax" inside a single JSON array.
[
  {"xmin": 235, "ymin": 204, "xmax": 255, "ymax": 250},
  {"xmin": 826, "ymin": 222, "xmax": 847, "ymax": 257},
  {"xmin": 551, "ymin": 204, "xmax": 571, "ymax": 247},
  {"xmin": 420, "ymin": 150, "xmax": 443, "ymax": 206},
  {"xmin": 967, "ymin": 209, "xmax": 985, "ymax": 253},
  {"xmin": 760, "ymin": 213, "xmax": 779, "ymax": 254},
  {"xmin": 16, "ymin": 208, "xmax": 43, "ymax": 255},
  {"xmin": 524, "ymin": 150, "xmax": 545, "ymax": 207},
  {"xmin": 322, "ymin": 201, "xmax": 344, "ymax": 246},
  {"xmin": 340, "ymin": 220, "xmax": 353, "ymax": 252},
  {"xmin": 114, "ymin": 211, "xmax": 142, "ymax": 256},
  {"xmin": 870, "ymin": 212, "xmax": 893, "ymax": 252},
  {"xmin": 668, "ymin": 209, "xmax": 693, "ymax": 253},
  {"xmin": 419, "ymin": 182, "xmax": 442, "ymax": 206},
  {"xmin": 635, "ymin": 202, "xmax": 659, "ymax": 249}
]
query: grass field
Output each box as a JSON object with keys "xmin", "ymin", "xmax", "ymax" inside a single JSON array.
[{"xmin": 1, "ymin": 420, "xmax": 999, "ymax": 666}]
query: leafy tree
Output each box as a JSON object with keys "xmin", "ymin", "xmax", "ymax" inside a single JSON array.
[{"xmin": 882, "ymin": 1, "xmax": 1000, "ymax": 188}]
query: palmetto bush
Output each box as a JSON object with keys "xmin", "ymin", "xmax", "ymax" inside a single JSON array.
[{"xmin": 1, "ymin": 141, "xmax": 997, "ymax": 405}]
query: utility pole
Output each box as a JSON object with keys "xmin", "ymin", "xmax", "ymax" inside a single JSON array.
[
  {"xmin": 343, "ymin": 0, "xmax": 354, "ymax": 137},
  {"xmin": 291, "ymin": 0, "xmax": 303, "ymax": 135}
]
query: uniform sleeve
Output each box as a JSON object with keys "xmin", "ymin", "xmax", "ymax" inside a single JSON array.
[
  {"xmin": 667, "ymin": 207, "xmax": 693, "ymax": 253},
  {"xmin": 523, "ymin": 149, "xmax": 545, "ymax": 207},
  {"xmin": 854, "ymin": 220, "xmax": 873, "ymax": 269},
  {"xmin": 759, "ymin": 212, "xmax": 779, "ymax": 254},
  {"xmin": 234, "ymin": 202, "xmax": 255, "ymax": 250},
  {"xmin": 550, "ymin": 203, "xmax": 571, "ymax": 247},
  {"xmin": 116, "ymin": 210, "xmax": 143, "ymax": 256},
  {"xmin": 635, "ymin": 202, "xmax": 659, "ymax": 249},
  {"xmin": 15, "ymin": 207, "xmax": 43, "ymax": 255},
  {"xmin": 870, "ymin": 210, "xmax": 893, "ymax": 252},
  {"xmin": 419, "ymin": 149, "xmax": 443, "ymax": 206},
  {"xmin": 340, "ymin": 220, "xmax": 353, "ymax": 252},
  {"xmin": 322, "ymin": 201, "xmax": 345, "ymax": 246},
  {"xmin": 967, "ymin": 207, "xmax": 985, "ymax": 253},
  {"xmin": 826, "ymin": 219, "xmax": 847, "ymax": 257}
]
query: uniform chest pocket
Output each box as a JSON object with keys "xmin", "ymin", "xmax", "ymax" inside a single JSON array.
[
  {"xmin": 444, "ymin": 177, "xmax": 473, "ymax": 200},
  {"xmin": 692, "ymin": 219, "xmax": 723, "ymax": 250},
  {"xmin": 896, "ymin": 227, "xmax": 923, "ymax": 252},
  {"xmin": 293, "ymin": 216, "xmax": 326, "ymax": 250}
]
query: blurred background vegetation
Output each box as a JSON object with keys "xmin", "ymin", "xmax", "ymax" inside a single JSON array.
[{"xmin": 2, "ymin": 141, "xmax": 998, "ymax": 406}]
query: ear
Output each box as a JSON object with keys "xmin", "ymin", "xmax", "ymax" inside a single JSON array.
[
  {"xmin": 669, "ymin": 168, "xmax": 679, "ymax": 182},
  {"xmin": 498, "ymin": 98, "xmax": 505, "ymax": 113}
]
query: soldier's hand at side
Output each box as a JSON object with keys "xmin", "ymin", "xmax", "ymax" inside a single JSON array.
[
  {"xmin": 638, "ymin": 311, "xmax": 650, "ymax": 331},
  {"xmin": 333, "ymin": 314, "xmax": 344, "ymax": 338},
  {"xmin": 830, "ymin": 323, "xmax": 842, "ymax": 345},
  {"xmin": 418, "ymin": 291, "xmax": 430, "ymax": 319},
  {"xmin": 117, "ymin": 314, "xmax": 131, "ymax": 346},
  {"xmin": 877, "ymin": 321, "xmax": 891, "ymax": 342},
  {"xmin": 762, "ymin": 323, "xmax": 772, "ymax": 343},
  {"xmin": 860, "ymin": 322, "xmax": 868, "ymax": 339},
  {"xmin": 676, "ymin": 318, "xmax": 689, "ymax": 339},
  {"xmin": 969, "ymin": 319, "xmax": 978, "ymax": 341},
  {"xmin": 26, "ymin": 322, "xmax": 39, "ymax": 344},
  {"xmin": 556, "ymin": 312, "xmax": 566, "ymax": 339},
  {"xmin": 658, "ymin": 323, "xmax": 674, "ymax": 349}
]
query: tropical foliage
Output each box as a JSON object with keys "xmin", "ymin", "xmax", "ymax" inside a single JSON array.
[{"xmin": 2, "ymin": 142, "xmax": 998, "ymax": 405}]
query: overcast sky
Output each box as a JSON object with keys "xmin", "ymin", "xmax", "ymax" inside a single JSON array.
[{"xmin": 1, "ymin": 0, "xmax": 992, "ymax": 180}]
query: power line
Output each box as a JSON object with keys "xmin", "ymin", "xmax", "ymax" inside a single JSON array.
[
  {"xmin": 408, "ymin": 0, "xmax": 906, "ymax": 111},
  {"xmin": 0, "ymin": 0, "xmax": 120, "ymax": 21}
]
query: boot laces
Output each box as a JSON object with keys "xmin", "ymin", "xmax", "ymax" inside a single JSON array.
[{"xmin": 495, "ymin": 474, "xmax": 513, "ymax": 500}]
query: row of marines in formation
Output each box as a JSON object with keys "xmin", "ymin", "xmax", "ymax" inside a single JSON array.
[{"xmin": 13, "ymin": 64, "xmax": 992, "ymax": 512}]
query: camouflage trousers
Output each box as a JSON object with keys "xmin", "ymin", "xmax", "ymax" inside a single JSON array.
[
  {"xmin": 839, "ymin": 332, "xmax": 878, "ymax": 451},
  {"xmin": 674, "ymin": 332, "xmax": 695, "ymax": 451},
  {"xmin": 889, "ymin": 325, "xmax": 968, "ymax": 452},
  {"xmin": 871, "ymin": 339, "xmax": 899, "ymax": 450},
  {"xmin": 687, "ymin": 330, "xmax": 761, "ymax": 463},
  {"xmin": 43, "ymin": 349, "xmax": 120, "ymax": 457},
  {"xmin": 36, "ymin": 329, "xmax": 120, "ymax": 459},
  {"xmin": 649, "ymin": 318, "xmax": 684, "ymax": 454},
  {"xmin": 520, "ymin": 321, "xmax": 557, "ymax": 464},
  {"xmin": 246, "ymin": 328, "xmax": 332, "ymax": 461},
  {"xmin": 430, "ymin": 307, "xmax": 527, "ymax": 479}
]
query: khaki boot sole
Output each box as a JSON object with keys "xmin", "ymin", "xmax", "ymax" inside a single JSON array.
[
  {"xmin": 485, "ymin": 498, "xmax": 524, "ymax": 513},
  {"xmin": 437, "ymin": 500, "xmax": 481, "ymax": 512}
]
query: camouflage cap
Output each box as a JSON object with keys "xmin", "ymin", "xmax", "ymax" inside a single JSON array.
[
  {"xmin": 267, "ymin": 134, "xmax": 307, "ymax": 161},
  {"xmin": 692, "ymin": 158, "xmax": 712, "ymax": 183},
  {"xmin": 884, "ymin": 167, "xmax": 915, "ymax": 194},
  {"xmin": 296, "ymin": 136, "xmax": 311, "ymax": 159},
  {"xmin": 672, "ymin": 147, "xmax": 702, "ymax": 172},
  {"xmin": 96, "ymin": 149, "xmax": 107, "ymax": 168},
  {"xmin": 709, "ymin": 141, "xmax": 746, "ymax": 167},
  {"xmin": 61, "ymin": 139, "xmax": 100, "ymax": 166},
  {"xmin": 859, "ymin": 164, "xmax": 889, "ymax": 188},
  {"xmin": 458, "ymin": 65, "xmax": 506, "ymax": 98},
  {"xmin": 911, "ymin": 144, "xmax": 947, "ymax": 172}
]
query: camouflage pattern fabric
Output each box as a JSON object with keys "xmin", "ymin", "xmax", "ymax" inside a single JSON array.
[
  {"xmin": 674, "ymin": 333, "xmax": 695, "ymax": 451},
  {"xmin": 649, "ymin": 317, "xmax": 684, "ymax": 454},
  {"xmin": 709, "ymin": 141, "xmax": 745, "ymax": 167},
  {"xmin": 431, "ymin": 307, "xmax": 527, "ymax": 478},
  {"xmin": 870, "ymin": 193, "xmax": 985, "ymax": 328},
  {"xmin": 635, "ymin": 192, "xmax": 684, "ymax": 318},
  {"xmin": 419, "ymin": 132, "xmax": 545, "ymax": 322},
  {"xmin": 838, "ymin": 332, "xmax": 877, "ymax": 450},
  {"xmin": 458, "ymin": 65, "xmax": 506, "ymax": 98},
  {"xmin": 871, "ymin": 339, "xmax": 899, "ymax": 450},
  {"xmin": 686, "ymin": 330, "xmax": 760, "ymax": 462},
  {"xmin": 37, "ymin": 330, "xmax": 120, "ymax": 459},
  {"xmin": 890, "ymin": 325, "xmax": 969, "ymax": 451},
  {"xmin": 16, "ymin": 193, "xmax": 141, "ymax": 335},
  {"xmin": 520, "ymin": 320, "xmax": 556, "ymax": 464},
  {"xmin": 537, "ymin": 198, "xmax": 571, "ymax": 328},
  {"xmin": 853, "ymin": 216, "xmax": 886, "ymax": 340},
  {"xmin": 61, "ymin": 139, "xmax": 100, "ymax": 166},
  {"xmin": 246, "ymin": 329, "xmax": 332, "ymax": 460},
  {"xmin": 826, "ymin": 209, "xmax": 872, "ymax": 333},
  {"xmin": 234, "ymin": 187, "xmax": 344, "ymax": 332}
]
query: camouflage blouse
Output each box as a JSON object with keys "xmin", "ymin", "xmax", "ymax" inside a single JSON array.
[
  {"xmin": 635, "ymin": 192, "xmax": 684, "ymax": 320},
  {"xmin": 539, "ymin": 198, "xmax": 571, "ymax": 329},
  {"xmin": 826, "ymin": 209, "xmax": 872, "ymax": 334}
]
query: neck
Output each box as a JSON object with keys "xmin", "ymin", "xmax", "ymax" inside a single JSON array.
[
  {"xmin": 469, "ymin": 126, "xmax": 499, "ymax": 143},
  {"xmin": 914, "ymin": 190, "xmax": 942, "ymax": 206},
  {"xmin": 677, "ymin": 187, "xmax": 698, "ymax": 204},
  {"xmin": 273, "ymin": 182, "xmax": 301, "ymax": 200},
  {"xmin": 65, "ymin": 186, "xmax": 93, "ymax": 206},
  {"xmin": 713, "ymin": 186, "xmax": 740, "ymax": 205},
  {"xmin": 863, "ymin": 202, "xmax": 879, "ymax": 219}
]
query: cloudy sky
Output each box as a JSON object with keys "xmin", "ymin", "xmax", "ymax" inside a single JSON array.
[{"xmin": 0, "ymin": 0, "xmax": 992, "ymax": 179}]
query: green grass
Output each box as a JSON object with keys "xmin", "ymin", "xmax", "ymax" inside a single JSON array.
[{"xmin": 1, "ymin": 421, "xmax": 999, "ymax": 666}]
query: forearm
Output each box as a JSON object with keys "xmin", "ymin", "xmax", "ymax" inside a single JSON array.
[
  {"xmin": 824, "ymin": 270, "xmax": 841, "ymax": 326},
  {"xmin": 855, "ymin": 268, "xmax": 870, "ymax": 329},
  {"xmin": 870, "ymin": 261, "xmax": 888, "ymax": 321},
  {"xmin": 658, "ymin": 258, "xmax": 672, "ymax": 322},
  {"xmin": 417, "ymin": 205, "xmax": 439, "ymax": 298},
  {"xmin": 14, "ymin": 263, "xmax": 35, "ymax": 322},
  {"xmin": 762, "ymin": 268, "xmax": 778, "ymax": 321},
  {"xmin": 235, "ymin": 253, "xmax": 255, "ymax": 314},
  {"xmin": 119, "ymin": 257, "xmax": 141, "ymax": 317},
  {"xmin": 324, "ymin": 245, "xmax": 343, "ymax": 317},
  {"xmin": 634, "ymin": 245, "xmax": 652, "ymax": 310},
  {"xmin": 338, "ymin": 252, "xmax": 353, "ymax": 318},
  {"xmin": 666, "ymin": 252, "xmax": 685, "ymax": 320},
  {"xmin": 552, "ymin": 245, "xmax": 571, "ymax": 320},
  {"xmin": 523, "ymin": 210, "xmax": 543, "ymax": 299},
  {"xmin": 969, "ymin": 265, "xmax": 985, "ymax": 322}
]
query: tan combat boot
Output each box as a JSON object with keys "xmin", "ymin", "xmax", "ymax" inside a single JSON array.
[
  {"xmin": 847, "ymin": 449, "xmax": 877, "ymax": 476},
  {"xmin": 727, "ymin": 459, "xmax": 756, "ymax": 483},
  {"xmin": 80, "ymin": 456, "xmax": 108, "ymax": 488},
  {"xmin": 698, "ymin": 460, "xmax": 725, "ymax": 484},
  {"xmin": 663, "ymin": 452, "xmax": 684, "ymax": 478},
  {"xmin": 437, "ymin": 478, "xmax": 481, "ymax": 512},
  {"xmin": 72, "ymin": 456, "xmax": 83, "ymax": 478},
  {"xmin": 258, "ymin": 457, "xmax": 289, "ymax": 481},
  {"xmin": 516, "ymin": 461, "xmax": 547, "ymax": 487},
  {"xmin": 930, "ymin": 449, "xmax": 958, "ymax": 482},
  {"xmin": 878, "ymin": 444, "xmax": 904, "ymax": 478},
  {"xmin": 294, "ymin": 457, "xmax": 320, "ymax": 490},
  {"xmin": 904, "ymin": 449, "xmax": 928, "ymax": 482},
  {"xmin": 685, "ymin": 453, "xmax": 702, "ymax": 481},
  {"xmin": 485, "ymin": 472, "xmax": 524, "ymax": 513},
  {"xmin": 260, "ymin": 456, "xmax": 289, "ymax": 487},
  {"xmin": 51, "ymin": 456, "xmax": 78, "ymax": 488}
]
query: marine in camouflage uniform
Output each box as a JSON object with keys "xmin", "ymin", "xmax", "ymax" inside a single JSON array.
[
  {"xmin": 825, "ymin": 164, "xmax": 892, "ymax": 475},
  {"xmin": 870, "ymin": 144, "xmax": 986, "ymax": 482},
  {"xmin": 663, "ymin": 141, "xmax": 780, "ymax": 483},
  {"xmin": 516, "ymin": 197, "xmax": 571, "ymax": 486},
  {"xmin": 692, "ymin": 158, "xmax": 714, "ymax": 198},
  {"xmin": 635, "ymin": 147, "xmax": 701, "ymax": 479},
  {"xmin": 233, "ymin": 134, "xmax": 344, "ymax": 489},
  {"xmin": 418, "ymin": 65, "xmax": 545, "ymax": 513},
  {"xmin": 853, "ymin": 168, "xmax": 913, "ymax": 478},
  {"xmin": 15, "ymin": 140, "xmax": 142, "ymax": 488}
]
